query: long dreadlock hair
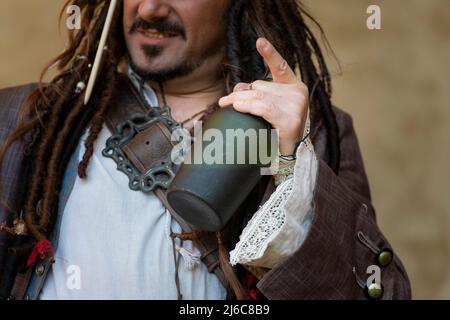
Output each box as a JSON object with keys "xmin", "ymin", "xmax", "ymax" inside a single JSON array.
[{"xmin": 0, "ymin": 0, "xmax": 340, "ymax": 294}]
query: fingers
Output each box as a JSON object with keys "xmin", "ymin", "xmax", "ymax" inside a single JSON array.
[
  {"xmin": 219, "ymin": 90, "xmax": 268, "ymax": 107},
  {"xmin": 250, "ymin": 80, "xmax": 308, "ymax": 97},
  {"xmin": 256, "ymin": 37, "xmax": 297, "ymax": 84},
  {"xmin": 229, "ymin": 80, "xmax": 309, "ymax": 109},
  {"xmin": 218, "ymin": 90, "xmax": 275, "ymax": 122},
  {"xmin": 219, "ymin": 90, "xmax": 292, "ymax": 125},
  {"xmin": 224, "ymin": 98, "xmax": 278, "ymax": 124}
]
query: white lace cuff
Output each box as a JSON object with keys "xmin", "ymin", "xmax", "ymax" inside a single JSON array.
[{"xmin": 229, "ymin": 137, "xmax": 318, "ymax": 269}]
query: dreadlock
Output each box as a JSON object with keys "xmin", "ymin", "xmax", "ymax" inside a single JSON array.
[
  {"xmin": 2, "ymin": 0, "xmax": 126, "ymax": 243},
  {"xmin": 0, "ymin": 0, "xmax": 340, "ymax": 299}
]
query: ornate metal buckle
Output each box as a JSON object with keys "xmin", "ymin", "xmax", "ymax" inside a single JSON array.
[{"xmin": 102, "ymin": 106, "xmax": 181, "ymax": 193}]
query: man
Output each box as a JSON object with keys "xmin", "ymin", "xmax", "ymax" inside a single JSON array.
[{"xmin": 0, "ymin": 0, "xmax": 411, "ymax": 300}]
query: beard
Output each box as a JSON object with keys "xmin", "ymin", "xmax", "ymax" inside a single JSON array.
[
  {"xmin": 128, "ymin": 45, "xmax": 200, "ymax": 83},
  {"xmin": 127, "ymin": 17, "xmax": 200, "ymax": 83}
]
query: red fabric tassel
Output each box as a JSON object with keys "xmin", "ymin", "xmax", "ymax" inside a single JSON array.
[
  {"xmin": 244, "ymin": 271, "xmax": 265, "ymax": 300},
  {"xmin": 27, "ymin": 240, "xmax": 54, "ymax": 266},
  {"xmin": 0, "ymin": 222, "xmax": 15, "ymax": 235}
]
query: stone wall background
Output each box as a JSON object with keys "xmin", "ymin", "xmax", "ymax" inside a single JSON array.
[{"xmin": 1, "ymin": 0, "xmax": 449, "ymax": 299}]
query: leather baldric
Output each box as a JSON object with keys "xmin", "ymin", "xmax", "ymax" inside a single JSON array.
[{"xmin": 103, "ymin": 76, "xmax": 231, "ymax": 294}]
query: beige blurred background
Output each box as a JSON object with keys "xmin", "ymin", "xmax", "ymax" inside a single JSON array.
[{"xmin": 1, "ymin": 0, "xmax": 449, "ymax": 299}]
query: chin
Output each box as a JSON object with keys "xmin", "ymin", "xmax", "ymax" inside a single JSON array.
[{"xmin": 134, "ymin": 60, "xmax": 171, "ymax": 74}]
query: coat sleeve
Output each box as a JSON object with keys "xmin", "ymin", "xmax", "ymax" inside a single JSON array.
[
  {"xmin": 0, "ymin": 84, "xmax": 37, "ymax": 278},
  {"xmin": 256, "ymin": 109, "xmax": 412, "ymax": 300}
]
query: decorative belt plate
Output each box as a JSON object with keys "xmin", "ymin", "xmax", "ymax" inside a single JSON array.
[{"xmin": 102, "ymin": 106, "xmax": 181, "ymax": 193}]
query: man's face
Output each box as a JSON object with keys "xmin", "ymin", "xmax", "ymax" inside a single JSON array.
[{"xmin": 123, "ymin": 0, "xmax": 231, "ymax": 82}]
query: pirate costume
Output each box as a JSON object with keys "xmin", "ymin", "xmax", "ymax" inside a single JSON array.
[{"xmin": 0, "ymin": 0, "xmax": 411, "ymax": 300}]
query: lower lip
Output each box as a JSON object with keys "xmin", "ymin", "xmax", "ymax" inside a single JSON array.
[{"xmin": 137, "ymin": 30, "xmax": 179, "ymax": 45}]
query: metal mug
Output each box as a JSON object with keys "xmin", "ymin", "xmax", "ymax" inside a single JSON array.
[{"xmin": 167, "ymin": 107, "xmax": 274, "ymax": 231}]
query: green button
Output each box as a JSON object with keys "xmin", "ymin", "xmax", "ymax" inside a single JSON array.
[
  {"xmin": 367, "ymin": 283, "xmax": 383, "ymax": 299},
  {"xmin": 378, "ymin": 250, "xmax": 393, "ymax": 267}
]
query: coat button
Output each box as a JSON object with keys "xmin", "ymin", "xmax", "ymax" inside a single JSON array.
[
  {"xmin": 35, "ymin": 264, "xmax": 45, "ymax": 277},
  {"xmin": 378, "ymin": 250, "xmax": 393, "ymax": 267},
  {"xmin": 367, "ymin": 283, "xmax": 383, "ymax": 299}
]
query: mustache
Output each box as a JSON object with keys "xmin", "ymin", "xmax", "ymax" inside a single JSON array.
[{"xmin": 129, "ymin": 18, "xmax": 186, "ymax": 39}]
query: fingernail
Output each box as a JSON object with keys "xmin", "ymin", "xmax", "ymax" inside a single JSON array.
[
  {"xmin": 260, "ymin": 38, "xmax": 269, "ymax": 50},
  {"xmin": 235, "ymin": 83, "xmax": 249, "ymax": 92}
]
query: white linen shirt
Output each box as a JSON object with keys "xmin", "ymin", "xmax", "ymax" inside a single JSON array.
[
  {"xmin": 39, "ymin": 70, "xmax": 317, "ymax": 299},
  {"xmin": 39, "ymin": 123, "xmax": 228, "ymax": 299}
]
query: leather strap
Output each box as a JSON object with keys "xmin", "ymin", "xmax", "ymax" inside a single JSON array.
[{"xmin": 103, "ymin": 75, "xmax": 231, "ymax": 294}]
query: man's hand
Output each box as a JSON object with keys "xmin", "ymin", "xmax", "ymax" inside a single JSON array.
[{"xmin": 218, "ymin": 37, "xmax": 309, "ymax": 156}]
